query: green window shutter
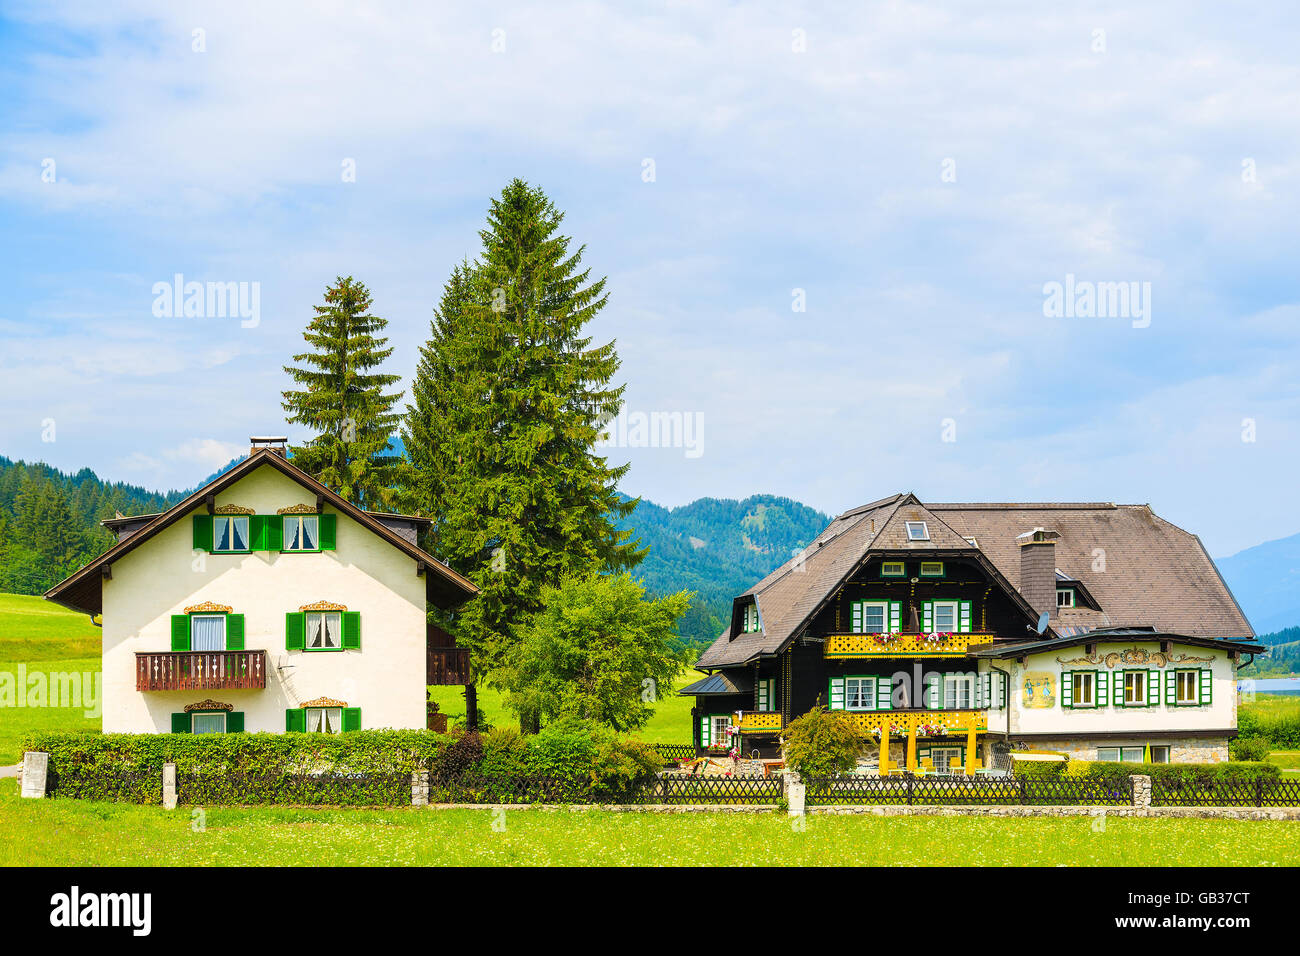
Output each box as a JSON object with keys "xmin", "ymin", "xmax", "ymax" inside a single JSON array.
[
  {"xmin": 286, "ymin": 708, "xmax": 306, "ymax": 732},
  {"xmin": 959, "ymin": 600, "xmax": 972, "ymax": 633},
  {"xmin": 249, "ymin": 515, "xmax": 265, "ymax": 551},
  {"xmin": 1166, "ymin": 669, "xmax": 1177, "ymax": 704},
  {"xmin": 850, "ymin": 602, "xmax": 862, "ymax": 633},
  {"xmin": 285, "ymin": 612, "xmax": 305, "ymax": 650},
  {"xmin": 757, "ymin": 679, "xmax": 770, "ymax": 711},
  {"xmin": 266, "ymin": 516, "xmax": 283, "ymax": 551},
  {"xmin": 342, "ymin": 611, "xmax": 361, "ymax": 649},
  {"xmin": 1096, "ymin": 670, "xmax": 1109, "ymax": 707},
  {"xmin": 877, "ymin": 675, "xmax": 892, "ymax": 711},
  {"xmin": 1061, "ymin": 671, "xmax": 1073, "ymax": 708},
  {"xmin": 192, "ymin": 514, "xmax": 213, "ymax": 552},
  {"xmin": 341, "ymin": 707, "xmax": 361, "ymax": 732},
  {"xmin": 171, "ymin": 614, "xmax": 190, "ymax": 651},
  {"xmin": 828, "ymin": 676, "xmax": 846, "ymax": 710},
  {"xmin": 226, "ymin": 613, "xmax": 245, "ymax": 650},
  {"xmin": 889, "ymin": 601, "xmax": 902, "ymax": 633},
  {"xmin": 922, "ymin": 601, "xmax": 933, "ymax": 632},
  {"xmin": 699, "ymin": 715, "xmax": 711, "ymax": 747},
  {"xmin": 1200, "ymin": 668, "xmax": 1212, "ymax": 705},
  {"xmin": 319, "ymin": 513, "xmax": 337, "ymax": 550},
  {"xmin": 227, "ymin": 712, "xmax": 245, "ymax": 733},
  {"xmin": 171, "ymin": 712, "xmax": 189, "ymax": 733},
  {"xmin": 1147, "ymin": 670, "xmax": 1159, "ymax": 708}
]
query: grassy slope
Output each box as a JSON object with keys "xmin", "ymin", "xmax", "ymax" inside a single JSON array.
[
  {"xmin": 1, "ymin": 788, "xmax": 1296, "ymax": 866},
  {"xmin": 0, "ymin": 594, "xmax": 103, "ymax": 763}
]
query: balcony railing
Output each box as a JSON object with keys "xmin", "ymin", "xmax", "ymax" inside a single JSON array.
[
  {"xmin": 136, "ymin": 650, "xmax": 267, "ymax": 692},
  {"xmin": 426, "ymin": 647, "xmax": 471, "ymax": 685},
  {"xmin": 840, "ymin": 709, "xmax": 987, "ymax": 737},
  {"xmin": 824, "ymin": 632, "xmax": 993, "ymax": 659},
  {"xmin": 737, "ymin": 711, "xmax": 783, "ymax": 734}
]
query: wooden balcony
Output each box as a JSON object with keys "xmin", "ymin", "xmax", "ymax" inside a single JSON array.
[
  {"xmin": 737, "ymin": 711, "xmax": 783, "ymax": 734},
  {"xmin": 841, "ymin": 709, "xmax": 987, "ymax": 737},
  {"xmin": 824, "ymin": 632, "xmax": 993, "ymax": 659},
  {"xmin": 426, "ymin": 647, "xmax": 471, "ymax": 685},
  {"xmin": 136, "ymin": 650, "xmax": 267, "ymax": 692}
]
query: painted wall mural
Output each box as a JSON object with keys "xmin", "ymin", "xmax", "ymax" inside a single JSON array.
[
  {"xmin": 1021, "ymin": 671, "xmax": 1056, "ymax": 709},
  {"xmin": 1053, "ymin": 647, "xmax": 1214, "ymax": 669}
]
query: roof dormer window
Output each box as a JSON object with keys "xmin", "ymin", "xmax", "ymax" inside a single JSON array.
[
  {"xmin": 905, "ymin": 521, "xmax": 929, "ymax": 541},
  {"xmin": 1057, "ymin": 588, "xmax": 1075, "ymax": 608},
  {"xmin": 742, "ymin": 603, "xmax": 761, "ymax": 633}
]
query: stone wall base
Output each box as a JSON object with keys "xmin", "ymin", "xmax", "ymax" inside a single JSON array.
[
  {"xmin": 425, "ymin": 803, "xmax": 1300, "ymax": 820},
  {"xmin": 1020, "ymin": 738, "xmax": 1229, "ymax": 764}
]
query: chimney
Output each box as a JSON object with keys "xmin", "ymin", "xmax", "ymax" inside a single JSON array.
[
  {"xmin": 1016, "ymin": 527, "xmax": 1059, "ymax": 618},
  {"xmin": 249, "ymin": 436, "xmax": 289, "ymax": 458}
]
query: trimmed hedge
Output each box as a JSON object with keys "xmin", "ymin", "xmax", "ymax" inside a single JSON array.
[{"xmin": 1080, "ymin": 761, "xmax": 1280, "ymax": 787}]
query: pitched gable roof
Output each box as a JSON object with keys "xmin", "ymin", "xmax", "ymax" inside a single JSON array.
[
  {"xmin": 696, "ymin": 493, "xmax": 1252, "ymax": 670},
  {"xmin": 44, "ymin": 449, "xmax": 478, "ymax": 617}
]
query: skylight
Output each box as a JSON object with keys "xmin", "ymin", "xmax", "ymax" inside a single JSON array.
[{"xmin": 905, "ymin": 521, "xmax": 929, "ymax": 541}]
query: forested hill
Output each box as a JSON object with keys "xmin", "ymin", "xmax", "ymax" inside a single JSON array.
[
  {"xmin": 0, "ymin": 456, "xmax": 190, "ymax": 595},
  {"xmin": 614, "ymin": 494, "xmax": 831, "ymax": 649}
]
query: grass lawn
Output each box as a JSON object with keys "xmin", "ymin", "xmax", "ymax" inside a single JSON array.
[
  {"xmin": 428, "ymin": 668, "xmax": 704, "ymax": 742},
  {"xmin": 0, "ymin": 592, "xmax": 99, "ymax": 661},
  {"xmin": 0, "ymin": 658, "xmax": 101, "ymax": 765},
  {"xmin": 1268, "ymin": 751, "xmax": 1300, "ymax": 774},
  {"xmin": 2, "ymin": 787, "xmax": 1297, "ymax": 866}
]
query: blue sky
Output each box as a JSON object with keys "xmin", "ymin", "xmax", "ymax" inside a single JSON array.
[{"xmin": 0, "ymin": 2, "xmax": 1297, "ymax": 557}]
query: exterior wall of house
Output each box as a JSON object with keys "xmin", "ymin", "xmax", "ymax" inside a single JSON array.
[
  {"xmin": 101, "ymin": 464, "xmax": 427, "ymax": 734},
  {"xmin": 1004, "ymin": 641, "xmax": 1236, "ymax": 737}
]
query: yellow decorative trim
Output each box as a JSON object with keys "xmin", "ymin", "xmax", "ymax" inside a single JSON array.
[
  {"xmin": 842, "ymin": 710, "xmax": 987, "ymax": 737},
  {"xmin": 299, "ymin": 600, "xmax": 347, "ymax": 612},
  {"xmin": 277, "ymin": 504, "xmax": 319, "ymax": 515},
  {"xmin": 825, "ymin": 632, "xmax": 991, "ymax": 659},
  {"xmin": 184, "ymin": 699, "xmax": 234, "ymax": 713},
  {"xmin": 184, "ymin": 601, "xmax": 233, "ymax": 614},
  {"xmin": 300, "ymin": 696, "xmax": 347, "ymax": 709},
  {"xmin": 214, "ymin": 504, "xmax": 255, "ymax": 515},
  {"xmin": 737, "ymin": 711, "xmax": 783, "ymax": 733}
]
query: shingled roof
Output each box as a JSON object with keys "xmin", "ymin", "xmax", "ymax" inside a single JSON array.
[{"xmin": 695, "ymin": 494, "xmax": 1253, "ymax": 670}]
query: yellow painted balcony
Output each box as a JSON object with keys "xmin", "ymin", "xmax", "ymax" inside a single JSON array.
[
  {"xmin": 737, "ymin": 711, "xmax": 783, "ymax": 734},
  {"xmin": 841, "ymin": 709, "xmax": 987, "ymax": 737},
  {"xmin": 823, "ymin": 632, "xmax": 992, "ymax": 659}
]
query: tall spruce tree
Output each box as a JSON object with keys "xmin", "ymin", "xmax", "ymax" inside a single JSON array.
[
  {"xmin": 404, "ymin": 180, "xmax": 645, "ymax": 729},
  {"xmin": 283, "ymin": 276, "xmax": 404, "ymax": 509}
]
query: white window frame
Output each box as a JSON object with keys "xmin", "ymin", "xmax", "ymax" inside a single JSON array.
[
  {"xmin": 305, "ymin": 707, "xmax": 343, "ymax": 734},
  {"xmin": 1123, "ymin": 671, "xmax": 1146, "ymax": 706},
  {"xmin": 190, "ymin": 614, "xmax": 227, "ymax": 652},
  {"xmin": 305, "ymin": 611, "xmax": 343, "ymax": 651},
  {"xmin": 191, "ymin": 712, "xmax": 227, "ymax": 734},
  {"xmin": 932, "ymin": 600, "xmax": 959, "ymax": 633},
  {"xmin": 905, "ymin": 521, "xmax": 930, "ymax": 541},
  {"xmin": 931, "ymin": 746, "xmax": 962, "ymax": 774},
  {"xmin": 212, "ymin": 515, "xmax": 250, "ymax": 553},
  {"xmin": 845, "ymin": 676, "xmax": 874, "ymax": 711},
  {"xmin": 1057, "ymin": 588, "xmax": 1075, "ymax": 608},
  {"xmin": 944, "ymin": 673, "xmax": 974, "ymax": 710},
  {"xmin": 856, "ymin": 600, "xmax": 890, "ymax": 634},
  {"xmin": 283, "ymin": 514, "xmax": 321, "ymax": 552},
  {"xmin": 1149, "ymin": 745, "xmax": 1171, "ymax": 764},
  {"xmin": 709, "ymin": 715, "xmax": 733, "ymax": 749},
  {"xmin": 1175, "ymin": 669, "xmax": 1198, "ymax": 705},
  {"xmin": 1073, "ymin": 671, "xmax": 1096, "ymax": 708}
]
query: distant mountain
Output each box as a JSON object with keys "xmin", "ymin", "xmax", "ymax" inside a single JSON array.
[
  {"xmin": 614, "ymin": 495, "xmax": 832, "ymax": 648},
  {"xmin": 1216, "ymin": 533, "xmax": 1300, "ymax": 636}
]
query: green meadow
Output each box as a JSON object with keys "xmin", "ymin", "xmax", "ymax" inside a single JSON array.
[{"xmin": 2, "ymin": 787, "xmax": 1297, "ymax": 866}]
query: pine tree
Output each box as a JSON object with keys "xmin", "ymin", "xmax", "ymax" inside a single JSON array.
[
  {"xmin": 404, "ymin": 180, "xmax": 645, "ymax": 727},
  {"xmin": 283, "ymin": 276, "xmax": 404, "ymax": 509}
]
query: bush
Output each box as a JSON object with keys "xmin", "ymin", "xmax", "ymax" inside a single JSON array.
[
  {"xmin": 1082, "ymin": 761, "xmax": 1280, "ymax": 788},
  {"xmin": 1012, "ymin": 753, "xmax": 1068, "ymax": 777},
  {"xmin": 1238, "ymin": 698, "xmax": 1300, "ymax": 748},
  {"xmin": 528, "ymin": 716, "xmax": 660, "ymax": 800},
  {"xmin": 477, "ymin": 727, "xmax": 531, "ymax": 779},
  {"xmin": 1229, "ymin": 736, "xmax": 1273, "ymax": 762},
  {"xmin": 780, "ymin": 707, "xmax": 867, "ymax": 778}
]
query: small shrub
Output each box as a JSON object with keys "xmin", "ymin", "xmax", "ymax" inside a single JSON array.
[
  {"xmin": 477, "ymin": 727, "xmax": 531, "ymax": 779},
  {"xmin": 1228, "ymin": 736, "xmax": 1272, "ymax": 762},
  {"xmin": 1012, "ymin": 754, "xmax": 1068, "ymax": 778},
  {"xmin": 780, "ymin": 707, "xmax": 867, "ymax": 778}
]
